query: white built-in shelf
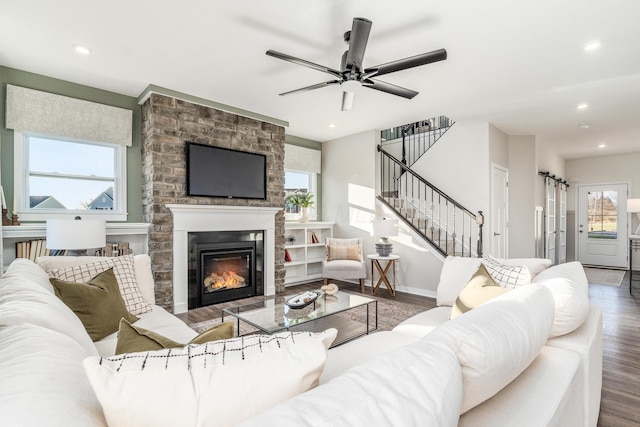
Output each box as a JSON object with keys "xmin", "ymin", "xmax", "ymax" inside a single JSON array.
[
  {"xmin": 2, "ymin": 223, "xmax": 150, "ymax": 270},
  {"xmin": 284, "ymin": 221, "xmax": 334, "ymax": 285}
]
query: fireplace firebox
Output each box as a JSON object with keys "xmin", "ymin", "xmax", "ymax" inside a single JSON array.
[{"xmin": 188, "ymin": 230, "xmax": 264, "ymax": 309}]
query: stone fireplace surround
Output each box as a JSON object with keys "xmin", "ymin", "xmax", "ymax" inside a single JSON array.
[
  {"xmin": 168, "ymin": 204, "xmax": 280, "ymax": 314},
  {"xmin": 141, "ymin": 93, "xmax": 286, "ymax": 313}
]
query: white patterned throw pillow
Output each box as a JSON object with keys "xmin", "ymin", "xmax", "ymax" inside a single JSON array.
[
  {"xmin": 83, "ymin": 329, "xmax": 337, "ymax": 427},
  {"xmin": 48, "ymin": 254, "xmax": 151, "ymax": 315},
  {"xmin": 481, "ymin": 256, "xmax": 531, "ymax": 290}
]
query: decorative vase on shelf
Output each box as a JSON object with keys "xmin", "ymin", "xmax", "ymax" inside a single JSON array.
[{"xmin": 300, "ymin": 207, "xmax": 310, "ymax": 223}]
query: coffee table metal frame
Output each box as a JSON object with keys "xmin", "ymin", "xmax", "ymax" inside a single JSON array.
[{"xmin": 221, "ymin": 290, "xmax": 378, "ymax": 346}]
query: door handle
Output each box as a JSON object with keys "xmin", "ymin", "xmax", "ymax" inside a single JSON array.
[
  {"xmin": 494, "ymin": 232, "xmax": 501, "ymax": 236},
  {"xmin": 579, "ymin": 230, "xmax": 584, "ymax": 233}
]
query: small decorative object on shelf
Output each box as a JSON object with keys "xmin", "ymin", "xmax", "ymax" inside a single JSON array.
[
  {"xmin": 1, "ymin": 209, "xmax": 11, "ymax": 226},
  {"xmin": 11, "ymin": 212, "xmax": 20, "ymax": 226},
  {"xmin": 285, "ymin": 235, "xmax": 296, "ymax": 244},
  {"xmin": 284, "ymin": 249, "xmax": 292, "ymax": 262},
  {"xmin": 95, "ymin": 242, "xmax": 133, "ymax": 257},
  {"xmin": 285, "ymin": 190, "xmax": 314, "ymax": 223},
  {"xmin": 310, "ymin": 231, "xmax": 319, "ymax": 243}
]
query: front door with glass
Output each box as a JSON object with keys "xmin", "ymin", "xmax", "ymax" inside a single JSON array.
[{"xmin": 577, "ymin": 183, "xmax": 628, "ymax": 268}]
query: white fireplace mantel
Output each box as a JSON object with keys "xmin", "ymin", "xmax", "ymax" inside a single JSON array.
[{"xmin": 167, "ymin": 204, "xmax": 281, "ymax": 314}]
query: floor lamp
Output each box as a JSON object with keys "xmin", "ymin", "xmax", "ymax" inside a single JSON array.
[{"xmin": 627, "ymin": 199, "xmax": 640, "ymax": 236}]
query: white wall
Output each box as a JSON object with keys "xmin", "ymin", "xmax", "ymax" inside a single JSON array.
[
  {"xmin": 411, "ymin": 122, "xmax": 490, "ymax": 212},
  {"xmin": 508, "ymin": 135, "xmax": 537, "ymax": 257}
]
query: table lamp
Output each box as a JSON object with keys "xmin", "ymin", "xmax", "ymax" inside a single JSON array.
[
  {"xmin": 372, "ymin": 218, "xmax": 399, "ymax": 256},
  {"xmin": 627, "ymin": 199, "xmax": 640, "ymax": 236},
  {"xmin": 46, "ymin": 217, "xmax": 106, "ymax": 256}
]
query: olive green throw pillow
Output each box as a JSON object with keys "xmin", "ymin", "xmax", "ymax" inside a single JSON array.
[
  {"xmin": 450, "ymin": 263, "xmax": 510, "ymax": 319},
  {"xmin": 115, "ymin": 319, "xmax": 235, "ymax": 355},
  {"xmin": 50, "ymin": 268, "xmax": 138, "ymax": 342}
]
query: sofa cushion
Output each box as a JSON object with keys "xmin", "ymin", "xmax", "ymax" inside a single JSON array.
[
  {"xmin": 94, "ymin": 305, "xmax": 198, "ymax": 357},
  {"xmin": 51, "ymin": 268, "xmax": 138, "ymax": 341},
  {"xmin": 437, "ymin": 256, "xmax": 550, "ymax": 306},
  {"xmin": 327, "ymin": 244, "xmax": 362, "ymax": 261},
  {"xmin": 84, "ymin": 329, "xmax": 337, "ymax": 427},
  {"xmin": 392, "ymin": 306, "xmax": 452, "ymax": 338},
  {"xmin": 532, "ymin": 261, "xmax": 590, "ymax": 337},
  {"xmin": 427, "ymin": 284, "xmax": 555, "ymax": 414},
  {"xmin": 4, "ymin": 257, "xmax": 55, "ymax": 292},
  {"xmin": 43, "ymin": 254, "xmax": 152, "ymax": 315},
  {"xmin": 240, "ymin": 338, "xmax": 463, "ymax": 427},
  {"xmin": 0, "ymin": 323, "xmax": 107, "ymax": 427},
  {"xmin": 0, "ymin": 273, "xmax": 97, "ymax": 356},
  {"xmin": 320, "ymin": 330, "xmax": 420, "ymax": 383},
  {"xmin": 481, "ymin": 256, "xmax": 531, "ymax": 289},
  {"xmin": 450, "ymin": 264, "xmax": 509, "ymax": 319},
  {"xmin": 459, "ymin": 346, "xmax": 583, "ymax": 427},
  {"xmin": 115, "ymin": 318, "xmax": 234, "ymax": 354}
]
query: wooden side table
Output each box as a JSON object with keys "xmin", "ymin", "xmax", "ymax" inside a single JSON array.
[{"xmin": 367, "ymin": 254, "xmax": 399, "ymax": 296}]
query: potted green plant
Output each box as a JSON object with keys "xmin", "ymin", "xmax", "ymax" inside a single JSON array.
[{"xmin": 286, "ymin": 191, "xmax": 314, "ymax": 222}]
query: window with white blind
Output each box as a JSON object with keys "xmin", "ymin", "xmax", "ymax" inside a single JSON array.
[{"xmin": 13, "ymin": 132, "xmax": 127, "ymax": 221}]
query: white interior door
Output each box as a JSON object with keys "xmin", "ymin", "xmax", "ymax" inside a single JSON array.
[
  {"xmin": 491, "ymin": 165, "xmax": 508, "ymax": 258},
  {"xmin": 577, "ymin": 183, "xmax": 628, "ymax": 267},
  {"xmin": 557, "ymin": 183, "xmax": 567, "ymax": 264},
  {"xmin": 545, "ymin": 178, "xmax": 556, "ymax": 263}
]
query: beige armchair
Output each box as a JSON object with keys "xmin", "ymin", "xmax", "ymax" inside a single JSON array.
[{"xmin": 322, "ymin": 237, "xmax": 367, "ymax": 293}]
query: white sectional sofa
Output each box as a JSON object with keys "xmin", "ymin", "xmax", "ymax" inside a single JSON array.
[{"xmin": 0, "ymin": 255, "xmax": 602, "ymax": 427}]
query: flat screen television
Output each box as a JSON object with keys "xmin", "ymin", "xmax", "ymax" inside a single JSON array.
[{"xmin": 186, "ymin": 143, "xmax": 267, "ymax": 200}]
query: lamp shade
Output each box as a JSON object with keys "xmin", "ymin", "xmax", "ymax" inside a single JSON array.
[
  {"xmin": 627, "ymin": 199, "xmax": 640, "ymax": 213},
  {"xmin": 372, "ymin": 219, "xmax": 399, "ymax": 238},
  {"xmin": 46, "ymin": 219, "xmax": 106, "ymax": 250}
]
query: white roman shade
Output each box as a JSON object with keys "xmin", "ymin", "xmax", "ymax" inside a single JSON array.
[
  {"xmin": 285, "ymin": 144, "xmax": 321, "ymax": 174},
  {"xmin": 5, "ymin": 85, "xmax": 133, "ymax": 146}
]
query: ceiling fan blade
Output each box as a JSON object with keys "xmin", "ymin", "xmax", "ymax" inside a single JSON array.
[
  {"xmin": 364, "ymin": 79, "xmax": 418, "ymax": 99},
  {"xmin": 344, "ymin": 17, "xmax": 372, "ymax": 71},
  {"xmin": 366, "ymin": 48, "xmax": 447, "ymax": 77},
  {"xmin": 341, "ymin": 91, "xmax": 355, "ymax": 111},
  {"xmin": 266, "ymin": 50, "xmax": 342, "ymax": 79},
  {"xmin": 279, "ymin": 80, "xmax": 340, "ymax": 96}
]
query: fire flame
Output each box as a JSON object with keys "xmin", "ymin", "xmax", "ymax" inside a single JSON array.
[{"xmin": 204, "ymin": 270, "xmax": 246, "ymax": 290}]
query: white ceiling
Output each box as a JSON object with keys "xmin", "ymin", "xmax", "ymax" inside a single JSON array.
[{"xmin": 2, "ymin": 0, "xmax": 639, "ymax": 160}]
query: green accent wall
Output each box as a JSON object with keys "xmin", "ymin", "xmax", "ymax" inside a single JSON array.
[{"xmin": 0, "ymin": 66, "xmax": 143, "ymax": 222}]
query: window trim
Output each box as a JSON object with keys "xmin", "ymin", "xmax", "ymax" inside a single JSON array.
[{"xmin": 13, "ymin": 131, "xmax": 128, "ymax": 221}]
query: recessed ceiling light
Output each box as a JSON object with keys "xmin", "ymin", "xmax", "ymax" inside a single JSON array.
[
  {"xmin": 577, "ymin": 103, "xmax": 588, "ymax": 110},
  {"xmin": 73, "ymin": 44, "xmax": 91, "ymax": 55},
  {"xmin": 598, "ymin": 144, "xmax": 606, "ymax": 148},
  {"xmin": 328, "ymin": 124, "xmax": 336, "ymax": 128},
  {"xmin": 584, "ymin": 41, "xmax": 601, "ymax": 51},
  {"xmin": 578, "ymin": 123, "xmax": 590, "ymax": 129}
]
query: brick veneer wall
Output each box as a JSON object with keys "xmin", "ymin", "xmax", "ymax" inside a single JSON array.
[{"xmin": 141, "ymin": 94, "xmax": 285, "ymax": 311}]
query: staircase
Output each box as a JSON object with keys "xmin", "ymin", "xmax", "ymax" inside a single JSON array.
[
  {"xmin": 377, "ymin": 128, "xmax": 483, "ymax": 258},
  {"xmin": 380, "ymin": 115, "xmax": 455, "ymax": 168}
]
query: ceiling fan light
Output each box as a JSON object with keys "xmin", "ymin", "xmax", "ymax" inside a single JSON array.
[
  {"xmin": 341, "ymin": 80, "xmax": 362, "ymax": 92},
  {"xmin": 342, "ymin": 91, "xmax": 355, "ymax": 111}
]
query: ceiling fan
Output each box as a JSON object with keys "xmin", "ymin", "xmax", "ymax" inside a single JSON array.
[{"xmin": 266, "ymin": 17, "xmax": 447, "ymax": 111}]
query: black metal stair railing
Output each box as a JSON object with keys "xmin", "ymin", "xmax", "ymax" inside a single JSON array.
[
  {"xmin": 380, "ymin": 115, "xmax": 455, "ymax": 168},
  {"xmin": 378, "ymin": 144, "xmax": 483, "ymax": 258}
]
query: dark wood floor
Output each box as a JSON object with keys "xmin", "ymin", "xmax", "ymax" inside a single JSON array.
[
  {"xmin": 591, "ymin": 273, "xmax": 640, "ymax": 427},
  {"xmin": 178, "ymin": 276, "xmax": 640, "ymax": 426}
]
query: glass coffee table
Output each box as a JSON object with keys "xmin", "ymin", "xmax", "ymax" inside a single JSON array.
[{"xmin": 221, "ymin": 290, "xmax": 377, "ymax": 347}]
